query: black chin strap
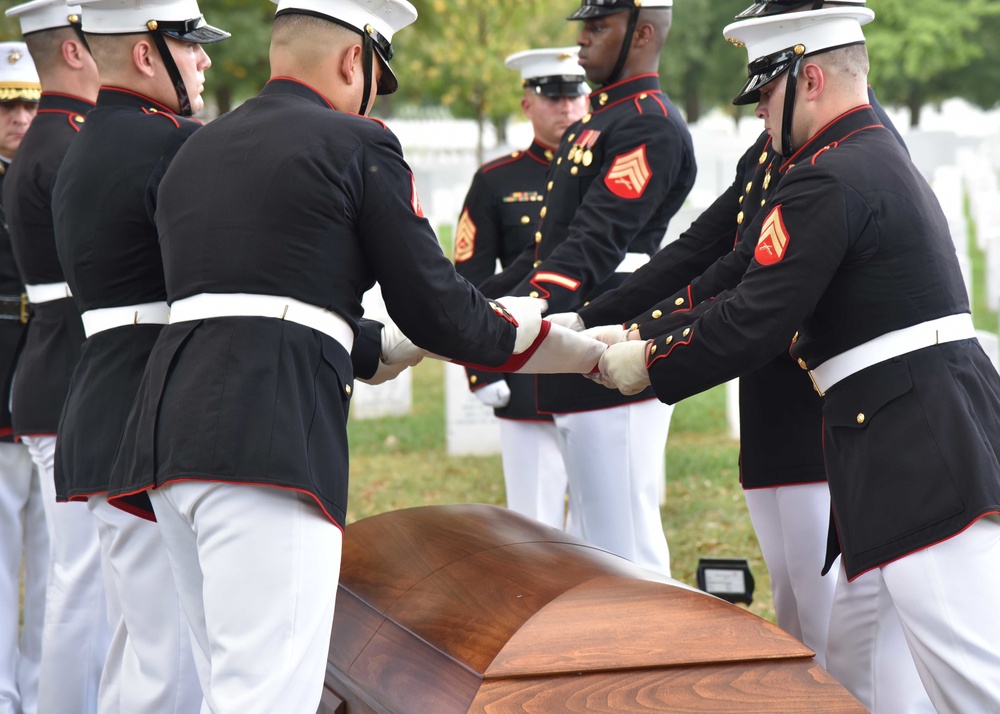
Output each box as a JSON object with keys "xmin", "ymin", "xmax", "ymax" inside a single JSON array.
[
  {"xmin": 68, "ymin": 19, "xmax": 92, "ymax": 55},
  {"xmin": 780, "ymin": 53, "xmax": 805, "ymax": 157},
  {"xmin": 359, "ymin": 33, "xmax": 374, "ymax": 116},
  {"xmin": 149, "ymin": 32, "xmax": 192, "ymax": 116},
  {"xmin": 606, "ymin": 8, "xmax": 640, "ymax": 87}
]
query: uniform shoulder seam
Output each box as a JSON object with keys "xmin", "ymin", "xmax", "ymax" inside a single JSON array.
[{"xmin": 481, "ymin": 152, "xmax": 524, "ymax": 174}]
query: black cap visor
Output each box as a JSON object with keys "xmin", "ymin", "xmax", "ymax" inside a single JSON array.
[
  {"xmin": 732, "ymin": 40, "xmax": 863, "ymax": 104},
  {"xmin": 527, "ymin": 76, "xmax": 589, "ymax": 97},
  {"xmin": 374, "ymin": 51, "xmax": 398, "ymax": 95},
  {"xmin": 733, "ymin": 59, "xmax": 792, "ymax": 105},
  {"xmin": 567, "ymin": 1, "xmax": 632, "ymax": 20},
  {"xmin": 158, "ymin": 17, "xmax": 230, "ymax": 44}
]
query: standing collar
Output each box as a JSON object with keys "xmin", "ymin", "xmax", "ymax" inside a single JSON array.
[
  {"xmin": 779, "ymin": 104, "xmax": 883, "ymax": 173},
  {"xmin": 38, "ymin": 92, "xmax": 96, "ymax": 115},
  {"xmin": 97, "ymin": 87, "xmax": 178, "ymax": 115},
  {"xmin": 527, "ymin": 139, "xmax": 557, "ymax": 164},
  {"xmin": 589, "ymin": 73, "xmax": 661, "ymax": 112},
  {"xmin": 261, "ymin": 77, "xmax": 338, "ymax": 111}
]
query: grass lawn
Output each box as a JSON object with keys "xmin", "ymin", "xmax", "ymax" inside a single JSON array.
[{"xmin": 347, "ymin": 361, "xmax": 775, "ymax": 624}]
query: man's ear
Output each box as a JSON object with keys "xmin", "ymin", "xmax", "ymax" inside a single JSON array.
[
  {"xmin": 61, "ymin": 38, "xmax": 88, "ymax": 70},
  {"xmin": 633, "ymin": 21, "xmax": 653, "ymax": 49},
  {"xmin": 341, "ymin": 44, "xmax": 363, "ymax": 85},
  {"xmin": 801, "ymin": 62, "xmax": 825, "ymax": 101},
  {"xmin": 133, "ymin": 39, "xmax": 158, "ymax": 79}
]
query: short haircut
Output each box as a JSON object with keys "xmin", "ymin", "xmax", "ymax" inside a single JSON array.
[
  {"xmin": 85, "ymin": 33, "xmax": 146, "ymax": 76},
  {"xmin": 24, "ymin": 26, "xmax": 76, "ymax": 76}
]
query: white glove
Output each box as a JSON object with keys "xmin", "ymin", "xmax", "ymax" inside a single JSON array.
[
  {"xmin": 358, "ymin": 359, "xmax": 414, "ymax": 386},
  {"xmin": 546, "ymin": 312, "xmax": 585, "ymax": 332},
  {"xmin": 582, "ymin": 323, "xmax": 629, "ymax": 348},
  {"xmin": 380, "ymin": 321, "xmax": 426, "ymax": 366},
  {"xmin": 596, "ymin": 340, "xmax": 652, "ymax": 395},
  {"xmin": 494, "ymin": 295, "xmax": 548, "ymax": 354},
  {"xmin": 473, "ymin": 380, "xmax": 511, "ymax": 408}
]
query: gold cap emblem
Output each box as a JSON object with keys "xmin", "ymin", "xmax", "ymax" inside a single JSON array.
[
  {"xmin": 794, "ymin": 44, "xmax": 806, "ymax": 55},
  {"xmin": 147, "ymin": 19, "xmax": 158, "ymax": 30},
  {"xmin": 8, "ymin": 50, "xmax": 22, "ymax": 64}
]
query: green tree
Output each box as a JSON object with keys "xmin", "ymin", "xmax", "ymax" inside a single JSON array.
[
  {"xmin": 865, "ymin": 0, "xmax": 1000, "ymax": 125},
  {"xmin": 392, "ymin": 0, "xmax": 578, "ymax": 162},
  {"xmin": 659, "ymin": 0, "xmax": 749, "ymax": 123},
  {"xmin": 198, "ymin": 0, "xmax": 273, "ymax": 113}
]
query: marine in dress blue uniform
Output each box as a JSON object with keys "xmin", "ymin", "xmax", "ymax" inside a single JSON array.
[
  {"xmin": 1, "ymin": 3, "xmax": 108, "ymax": 711},
  {"xmin": 52, "ymin": 1, "xmax": 229, "ymax": 709},
  {"xmin": 572, "ymin": 1, "xmax": 916, "ymax": 686},
  {"xmin": 0, "ymin": 41, "xmax": 47, "ymax": 714},
  {"xmin": 457, "ymin": 48, "xmax": 588, "ymax": 530},
  {"xmin": 106, "ymin": 2, "xmax": 548, "ymax": 710},
  {"xmin": 598, "ymin": 8, "xmax": 1000, "ymax": 711},
  {"xmin": 478, "ymin": 0, "xmax": 693, "ymax": 575}
]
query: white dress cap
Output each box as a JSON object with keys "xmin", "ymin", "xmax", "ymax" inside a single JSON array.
[
  {"xmin": 76, "ymin": 0, "xmax": 206, "ymax": 34},
  {"xmin": 505, "ymin": 47, "xmax": 584, "ymax": 83},
  {"xmin": 724, "ymin": 6, "xmax": 874, "ymax": 105},
  {"xmin": 5, "ymin": 0, "xmax": 83, "ymax": 36},
  {"xmin": 272, "ymin": 0, "xmax": 417, "ymax": 45},
  {"xmin": 505, "ymin": 47, "xmax": 588, "ymax": 97},
  {"xmin": 0, "ymin": 42, "xmax": 41, "ymax": 102},
  {"xmin": 724, "ymin": 6, "xmax": 874, "ymax": 67}
]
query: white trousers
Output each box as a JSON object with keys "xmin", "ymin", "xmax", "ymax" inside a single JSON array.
[
  {"xmin": 0, "ymin": 442, "xmax": 47, "ymax": 714},
  {"xmin": 881, "ymin": 516, "xmax": 1000, "ymax": 713},
  {"xmin": 23, "ymin": 436, "xmax": 107, "ymax": 714},
  {"xmin": 553, "ymin": 399, "xmax": 674, "ymax": 575},
  {"xmin": 88, "ymin": 496, "xmax": 203, "ymax": 714},
  {"xmin": 150, "ymin": 482, "xmax": 343, "ymax": 714},
  {"xmin": 744, "ymin": 483, "xmax": 837, "ymax": 668},
  {"xmin": 498, "ymin": 420, "xmax": 570, "ymax": 531}
]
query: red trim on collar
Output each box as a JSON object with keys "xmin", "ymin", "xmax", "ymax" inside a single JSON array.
[
  {"xmin": 591, "ymin": 73, "xmax": 659, "ymax": 96},
  {"xmin": 780, "ymin": 105, "xmax": 873, "ymax": 172},
  {"xmin": 269, "ymin": 76, "xmax": 336, "ymax": 109},
  {"xmin": 102, "ymin": 86, "xmax": 177, "ymax": 114}
]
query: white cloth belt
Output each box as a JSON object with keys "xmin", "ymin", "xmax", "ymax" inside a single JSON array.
[
  {"xmin": 25, "ymin": 282, "xmax": 72, "ymax": 304},
  {"xmin": 809, "ymin": 313, "xmax": 975, "ymax": 395},
  {"xmin": 615, "ymin": 252, "xmax": 650, "ymax": 273},
  {"xmin": 169, "ymin": 293, "xmax": 355, "ymax": 354},
  {"xmin": 81, "ymin": 301, "xmax": 170, "ymax": 339}
]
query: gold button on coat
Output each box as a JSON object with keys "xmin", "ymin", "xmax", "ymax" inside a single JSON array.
[
  {"xmin": 630, "ymin": 323, "xmax": 639, "ymax": 331},
  {"xmin": 530, "ymin": 291, "xmax": 540, "ymax": 299},
  {"xmin": 470, "ymin": 375, "xmax": 478, "ymax": 385},
  {"xmin": 674, "ymin": 298, "xmax": 684, "ymax": 306},
  {"xmin": 345, "ymin": 384, "xmax": 353, "ymax": 396},
  {"xmin": 520, "ymin": 216, "xmax": 530, "ymax": 224},
  {"xmin": 652, "ymin": 310, "xmax": 662, "ymax": 319},
  {"xmin": 682, "ymin": 328, "xmax": 691, "ymax": 337},
  {"xmin": 798, "ymin": 358, "xmax": 808, "ymax": 370},
  {"xmin": 535, "ymin": 232, "xmax": 542, "ymax": 243},
  {"xmin": 857, "ymin": 413, "xmax": 866, "ymax": 425},
  {"xmin": 540, "ymin": 207, "xmax": 547, "ymax": 218}
]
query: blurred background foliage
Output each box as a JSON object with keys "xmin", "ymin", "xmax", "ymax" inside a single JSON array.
[{"xmin": 1, "ymin": 0, "xmax": 998, "ymax": 126}]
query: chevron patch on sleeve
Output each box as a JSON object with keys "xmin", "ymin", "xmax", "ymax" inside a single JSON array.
[
  {"xmin": 756, "ymin": 205, "xmax": 790, "ymax": 266},
  {"xmin": 454, "ymin": 208, "xmax": 476, "ymax": 262},
  {"xmin": 604, "ymin": 145, "xmax": 652, "ymax": 200}
]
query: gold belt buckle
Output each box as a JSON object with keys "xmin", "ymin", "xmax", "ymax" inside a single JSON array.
[
  {"xmin": 19, "ymin": 293, "xmax": 28, "ymax": 324},
  {"xmin": 807, "ymin": 370, "xmax": 825, "ymax": 398}
]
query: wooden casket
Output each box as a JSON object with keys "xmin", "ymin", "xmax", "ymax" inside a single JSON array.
[{"xmin": 321, "ymin": 504, "xmax": 863, "ymax": 713}]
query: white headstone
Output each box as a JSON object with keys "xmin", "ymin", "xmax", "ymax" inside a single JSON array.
[
  {"xmin": 726, "ymin": 378, "xmax": 741, "ymax": 441},
  {"xmin": 975, "ymin": 330, "xmax": 1000, "ymax": 372},
  {"xmin": 445, "ymin": 362, "xmax": 502, "ymax": 455}
]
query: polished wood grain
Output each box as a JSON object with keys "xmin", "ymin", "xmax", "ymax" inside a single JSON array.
[
  {"xmin": 324, "ymin": 505, "xmax": 864, "ymax": 713},
  {"xmin": 470, "ymin": 661, "xmax": 868, "ymax": 712}
]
